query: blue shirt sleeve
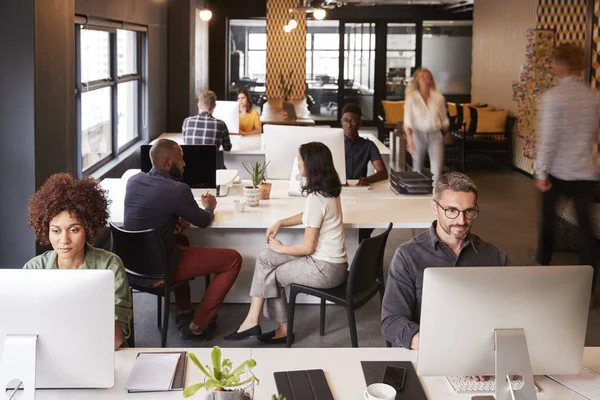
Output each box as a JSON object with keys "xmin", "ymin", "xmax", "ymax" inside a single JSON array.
[{"xmin": 368, "ymin": 140, "xmax": 383, "ymax": 163}]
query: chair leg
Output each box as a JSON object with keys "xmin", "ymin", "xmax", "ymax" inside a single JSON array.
[
  {"xmin": 157, "ymin": 296, "xmax": 162, "ymax": 329},
  {"xmin": 161, "ymin": 294, "xmax": 170, "ymax": 348},
  {"xmin": 205, "ymin": 274, "xmax": 211, "ymax": 291},
  {"xmin": 347, "ymin": 307, "xmax": 358, "ymax": 348},
  {"xmin": 319, "ymin": 299, "xmax": 326, "ymax": 336},
  {"xmin": 287, "ymin": 289, "xmax": 299, "ymax": 348}
]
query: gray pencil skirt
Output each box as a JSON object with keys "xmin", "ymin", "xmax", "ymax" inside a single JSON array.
[{"xmin": 249, "ymin": 249, "xmax": 348, "ymax": 323}]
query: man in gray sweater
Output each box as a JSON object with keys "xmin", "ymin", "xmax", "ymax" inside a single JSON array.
[
  {"xmin": 535, "ymin": 43, "xmax": 599, "ymax": 299},
  {"xmin": 381, "ymin": 172, "xmax": 509, "ymax": 349}
]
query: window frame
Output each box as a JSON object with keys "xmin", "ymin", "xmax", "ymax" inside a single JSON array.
[{"xmin": 75, "ymin": 23, "xmax": 144, "ymax": 177}]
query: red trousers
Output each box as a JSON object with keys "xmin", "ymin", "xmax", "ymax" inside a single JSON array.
[{"xmin": 172, "ymin": 235, "xmax": 242, "ymax": 329}]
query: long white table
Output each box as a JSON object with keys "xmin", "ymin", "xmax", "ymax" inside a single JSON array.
[
  {"xmin": 153, "ymin": 131, "xmax": 391, "ymax": 180},
  {"xmin": 101, "ymin": 178, "xmax": 433, "ymax": 303},
  {"xmin": 34, "ymin": 347, "xmax": 600, "ymax": 399}
]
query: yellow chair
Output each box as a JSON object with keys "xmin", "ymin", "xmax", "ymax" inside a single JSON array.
[{"xmin": 381, "ymin": 100, "xmax": 405, "ymax": 126}]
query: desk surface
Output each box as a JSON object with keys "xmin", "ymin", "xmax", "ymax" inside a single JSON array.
[
  {"xmin": 35, "ymin": 347, "xmax": 600, "ymax": 399},
  {"xmin": 102, "ymin": 178, "xmax": 434, "ymax": 229},
  {"xmin": 153, "ymin": 132, "xmax": 391, "ymax": 156}
]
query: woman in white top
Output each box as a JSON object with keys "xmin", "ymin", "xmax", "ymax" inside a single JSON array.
[
  {"xmin": 404, "ymin": 68, "xmax": 449, "ymax": 184},
  {"xmin": 224, "ymin": 142, "xmax": 348, "ymax": 344}
]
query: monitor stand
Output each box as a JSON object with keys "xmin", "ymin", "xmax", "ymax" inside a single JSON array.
[
  {"xmin": 490, "ymin": 329, "xmax": 537, "ymax": 400},
  {"xmin": 0, "ymin": 335, "xmax": 37, "ymax": 400}
]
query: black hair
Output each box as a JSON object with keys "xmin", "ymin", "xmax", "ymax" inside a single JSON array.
[
  {"xmin": 341, "ymin": 103, "xmax": 362, "ymax": 118},
  {"xmin": 299, "ymin": 142, "xmax": 342, "ymax": 198}
]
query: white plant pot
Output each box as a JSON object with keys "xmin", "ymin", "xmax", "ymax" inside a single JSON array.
[{"xmin": 243, "ymin": 186, "xmax": 261, "ymax": 207}]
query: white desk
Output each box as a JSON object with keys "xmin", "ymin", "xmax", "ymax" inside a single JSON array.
[
  {"xmin": 153, "ymin": 131, "xmax": 391, "ymax": 180},
  {"xmin": 101, "ymin": 178, "xmax": 433, "ymax": 303},
  {"xmin": 34, "ymin": 347, "xmax": 600, "ymax": 399}
]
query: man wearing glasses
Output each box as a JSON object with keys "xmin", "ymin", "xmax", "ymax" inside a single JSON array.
[
  {"xmin": 381, "ymin": 172, "xmax": 509, "ymax": 350},
  {"xmin": 341, "ymin": 103, "xmax": 388, "ymax": 186}
]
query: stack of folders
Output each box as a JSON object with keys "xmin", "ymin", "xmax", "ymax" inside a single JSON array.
[
  {"xmin": 124, "ymin": 351, "xmax": 187, "ymax": 393},
  {"xmin": 389, "ymin": 168, "xmax": 433, "ymax": 195}
]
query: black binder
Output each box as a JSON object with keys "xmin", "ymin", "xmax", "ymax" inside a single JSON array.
[
  {"xmin": 274, "ymin": 369, "xmax": 334, "ymax": 400},
  {"xmin": 360, "ymin": 361, "xmax": 427, "ymax": 400}
]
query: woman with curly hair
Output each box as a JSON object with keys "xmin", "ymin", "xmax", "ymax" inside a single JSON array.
[
  {"xmin": 24, "ymin": 173, "xmax": 132, "ymax": 350},
  {"xmin": 224, "ymin": 142, "xmax": 348, "ymax": 344}
]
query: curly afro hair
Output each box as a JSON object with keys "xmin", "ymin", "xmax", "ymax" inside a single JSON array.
[{"xmin": 27, "ymin": 173, "xmax": 111, "ymax": 245}]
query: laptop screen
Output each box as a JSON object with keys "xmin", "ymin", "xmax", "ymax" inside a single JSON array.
[{"xmin": 140, "ymin": 144, "xmax": 217, "ymax": 188}]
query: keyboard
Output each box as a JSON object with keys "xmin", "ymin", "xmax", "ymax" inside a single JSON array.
[{"xmin": 446, "ymin": 376, "xmax": 540, "ymax": 394}]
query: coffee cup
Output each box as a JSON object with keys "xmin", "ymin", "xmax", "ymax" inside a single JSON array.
[
  {"xmin": 363, "ymin": 383, "xmax": 396, "ymax": 400},
  {"xmin": 233, "ymin": 200, "xmax": 246, "ymax": 213}
]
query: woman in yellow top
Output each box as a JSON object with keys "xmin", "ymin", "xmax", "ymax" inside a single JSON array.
[{"xmin": 238, "ymin": 88, "xmax": 262, "ymax": 135}]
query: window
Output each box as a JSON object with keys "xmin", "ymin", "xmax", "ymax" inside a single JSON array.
[
  {"xmin": 386, "ymin": 23, "xmax": 416, "ymax": 100},
  {"xmin": 229, "ymin": 19, "xmax": 267, "ymax": 102},
  {"xmin": 422, "ymin": 21, "xmax": 472, "ymax": 95},
  {"xmin": 76, "ymin": 24, "xmax": 143, "ymax": 174}
]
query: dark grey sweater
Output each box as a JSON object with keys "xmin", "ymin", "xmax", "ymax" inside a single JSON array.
[{"xmin": 381, "ymin": 222, "xmax": 509, "ymax": 348}]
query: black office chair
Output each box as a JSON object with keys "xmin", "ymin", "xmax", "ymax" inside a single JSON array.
[
  {"xmin": 287, "ymin": 223, "xmax": 393, "ymax": 347},
  {"xmin": 109, "ymin": 223, "xmax": 198, "ymax": 348}
]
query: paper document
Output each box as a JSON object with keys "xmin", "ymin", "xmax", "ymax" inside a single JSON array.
[
  {"xmin": 124, "ymin": 353, "xmax": 181, "ymax": 392},
  {"xmin": 548, "ymin": 367, "xmax": 600, "ymax": 399}
]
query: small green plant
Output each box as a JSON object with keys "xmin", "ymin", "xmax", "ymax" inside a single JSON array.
[
  {"xmin": 271, "ymin": 395, "xmax": 287, "ymax": 400},
  {"xmin": 243, "ymin": 161, "xmax": 270, "ymax": 188},
  {"xmin": 183, "ymin": 346, "xmax": 259, "ymax": 398},
  {"xmin": 279, "ymin": 70, "xmax": 294, "ymax": 102}
]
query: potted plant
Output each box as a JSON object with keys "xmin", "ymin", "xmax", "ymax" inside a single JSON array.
[
  {"xmin": 183, "ymin": 346, "xmax": 259, "ymax": 400},
  {"xmin": 271, "ymin": 395, "xmax": 287, "ymax": 400},
  {"xmin": 242, "ymin": 161, "xmax": 270, "ymax": 207},
  {"xmin": 279, "ymin": 71, "xmax": 296, "ymax": 120}
]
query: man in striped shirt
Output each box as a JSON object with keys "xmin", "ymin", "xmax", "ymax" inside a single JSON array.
[
  {"xmin": 182, "ymin": 90, "xmax": 232, "ymax": 169},
  {"xmin": 536, "ymin": 43, "xmax": 600, "ymax": 299}
]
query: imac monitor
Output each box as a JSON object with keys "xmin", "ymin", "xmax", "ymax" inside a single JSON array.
[
  {"xmin": 0, "ymin": 269, "xmax": 114, "ymax": 389},
  {"xmin": 417, "ymin": 266, "xmax": 592, "ymax": 377},
  {"xmin": 263, "ymin": 125, "xmax": 346, "ymax": 183},
  {"xmin": 141, "ymin": 144, "xmax": 217, "ymax": 188},
  {"xmin": 212, "ymin": 101, "xmax": 240, "ymax": 134}
]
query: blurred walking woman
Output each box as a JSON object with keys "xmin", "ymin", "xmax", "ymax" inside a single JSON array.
[
  {"xmin": 404, "ymin": 68, "xmax": 449, "ymax": 184},
  {"xmin": 224, "ymin": 142, "xmax": 348, "ymax": 344},
  {"xmin": 24, "ymin": 174, "xmax": 132, "ymax": 350}
]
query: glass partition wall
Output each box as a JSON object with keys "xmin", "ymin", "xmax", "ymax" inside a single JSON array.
[
  {"xmin": 386, "ymin": 23, "xmax": 416, "ymax": 100},
  {"xmin": 229, "ymin": 19, "xmax": 267, "ymax": 105}
]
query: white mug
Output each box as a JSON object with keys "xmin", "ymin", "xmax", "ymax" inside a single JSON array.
[
  {"xmin": 364, "ymin": 383, "xmax": 396, "ymax": 400},
  {"xmin": 233, "ymin": 199, "xmax": 246, "ymax": 213}
]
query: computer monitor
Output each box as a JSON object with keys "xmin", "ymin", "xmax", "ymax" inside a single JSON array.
[
  {"xmin": 263, "ymin": 125, "xmax": 346, "ymax": 183},
  {"xmin": 140, "ymin": 144, "xmax": 217, "ymax": 188},
  {"xmin": 0, "ymin": 269, "xmax": 114, "ymax": 392},
  {"xmin": 212, "ymin": 100, "xmax": 239, "ymax": 134},
  {"xmin": 418, "ymin": 266, "xmax": 592, "ymax": 379}
]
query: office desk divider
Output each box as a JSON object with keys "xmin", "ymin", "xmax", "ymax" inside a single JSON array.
[
  {"xmin": 274, "ymin": 369, "xmax": 334, "ymax": 400},
  {"xmin": 361, "ymin": 361, "xmax": 426, "ymax": 400}
]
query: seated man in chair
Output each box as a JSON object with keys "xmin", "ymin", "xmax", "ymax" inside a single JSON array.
[
  {"xmin": 381, "ymin": 172, "xmax": 508, "ymax": 351},
  {"xmin": 124, "ymin": 139, "xmax": 242, "ymax": 340}
]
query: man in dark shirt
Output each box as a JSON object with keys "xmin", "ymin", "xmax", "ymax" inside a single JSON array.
[
  {"xmin": 381, "ymin": 172, "xmax": 508, "ymax": 351},
  {"xmin": 124, "ymin": 139, "xmax": 242, "ymax": 339},
  {"xmin": 341, "ymin": 103, "xmax": 388, "ymax": 186},
  {"xmin": 182, "ymin": 90, "xmax": 232, "ymax": 169}
]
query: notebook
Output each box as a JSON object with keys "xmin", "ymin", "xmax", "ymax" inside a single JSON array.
[
  {"xmin": 124, "ymin": 351, "xmax": 187, "ymax": 393},
  {"xmin": 274, "ymin": 369, "xmax": 334, "ymax": 400},
  {"xmin": 361, "ymin": 361, "xmax": 427, "ymax": 400}
]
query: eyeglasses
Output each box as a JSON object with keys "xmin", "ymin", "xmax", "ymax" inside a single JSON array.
[
  {"xmin": 341, "ymin": 118, "xmax": 360, "ymax": 125},
  {"xmin": 434, "ymin": 200, "xmax": 479, "ymax": 220}
]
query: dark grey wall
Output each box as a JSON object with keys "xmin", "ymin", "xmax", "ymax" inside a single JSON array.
[{"xmin": 0, "ymin": 0, "xmax": 36, "ymax": 268}]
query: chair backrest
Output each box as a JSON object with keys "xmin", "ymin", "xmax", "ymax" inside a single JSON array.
[
  {"xmin": 346, "ymin": 224, "xmax": 393, "ymax": 298},
  {"xmin": 109, "ymin": 222, "xmax": 169, "ymax": 280}
]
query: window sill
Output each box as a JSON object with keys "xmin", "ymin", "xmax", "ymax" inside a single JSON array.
[{"xmin": 90, "ymin": 140, "xmax": 146, "ymax": 181}]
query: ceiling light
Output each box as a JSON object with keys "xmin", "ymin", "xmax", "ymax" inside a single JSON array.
[
  {"xmin": 288, "ymin": 18, "xmax": 298, "ymax": 29},
  {"xmin": 283, "ymin": 24, "xmax": 292, "ymax": 33},
  {"xmin": 199, "ymin": 9, "xmax": 212, "ymax": 21},
  {"xmin": 313, "ymin": 9, "xmax": 326, "ymax": 20}
]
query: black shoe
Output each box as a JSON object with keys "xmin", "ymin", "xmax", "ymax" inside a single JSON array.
[
  {"xmin": 179, "ymin": 317, "xmax": 217, "ymax": 340},
  {"xmin": 175, "ymin": 310, "xmax": 195, "ymax": 330},
  {"xmin": 257, "ymin": 330, "xmax": 295, "ymax": 345},
  {"xmin": 223, "ymin": 325, "xmax": 262, "ymax": 341}
]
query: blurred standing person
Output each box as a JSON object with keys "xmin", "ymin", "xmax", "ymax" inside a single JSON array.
[
  {"xmin": 535, "ymin": 43, "xmax": 600, "ymax": 302},
  {"xmin": 403, "ymin": 68, "xmax": 450, "ymax": 184}
]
